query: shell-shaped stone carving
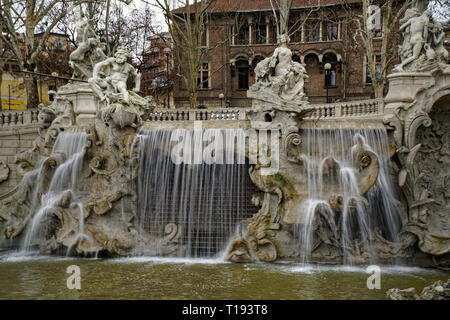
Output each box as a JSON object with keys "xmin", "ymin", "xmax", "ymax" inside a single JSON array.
[{"xmin": 284, "ymin": 131, "xmax": 302, "ymax": 163}]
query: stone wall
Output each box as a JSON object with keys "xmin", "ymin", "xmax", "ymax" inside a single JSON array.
[{"xmin": 0, "ymin": 109, "xmax": 40, "ymax": 195}]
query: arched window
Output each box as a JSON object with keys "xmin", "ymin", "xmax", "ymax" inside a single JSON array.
[
  {"xmin": 252, "ymin": 55, "xmax": 265, "ymax": 68},
  {"xmin": 323, "ymin": 53, "xmax": 338, "ymax": 87},
  {"xmin": 238, "ymin": 23, "xmax": 250, "ymax": 45},
  {"xmin": 236, "ymin": 59, "xmax": 250, "ymax": 90},
  {"xmin": 305, "ymin": 53, "xmax": 319, "ymax": 69},
  {"xmin": 304, "ymin": 53, "xmax": 320, "ymax": 96}
]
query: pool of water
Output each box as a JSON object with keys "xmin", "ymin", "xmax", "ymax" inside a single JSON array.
[{"xmin": 0, "ymin": 251, "xmax": 448, "ymax": 300}]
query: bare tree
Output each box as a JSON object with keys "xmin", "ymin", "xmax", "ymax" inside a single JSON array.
[
  {"xmin": 111, "ymin": 1, "xmax": 155, "ymax": 68},
  {"xmin": 149, "ymin": 0, "xmax": 236, "ymax": 109},
  {"xmin": 0, "ymin": 0, "xmax": 88, "ymax": 108},
  {"xmin": 53, "ymin": 0, "xmax": 154, "ymax": 68},
  {"xmin": 53, "ymin": 1, "xmax": 107, "ymax": 47},
  {"xmin": 0, "ymin": 12, "xmax": 6, "ymax": 105},
  {"xmin": 341, "ymin": 0, "xmax": 414, "ymax": 98}
]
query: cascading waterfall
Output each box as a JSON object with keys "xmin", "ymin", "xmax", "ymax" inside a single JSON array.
[
  {"xmin": 21, "ymin": 132, "xmax": 88, "ymax": 253},
  {"xmin": 299, "ymin": 128, "xmax": 401, "ymax": 264},
  {"xmin": 135, "ymin": 129, "xmax": 257, "ymax": 258}
]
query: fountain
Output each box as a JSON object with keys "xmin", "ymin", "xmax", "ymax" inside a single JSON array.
[
  {"xmin": 0, "ymin": 2, "xmax": 448, "ymax": 271},
  {"xmin": 134, "ymin": 129, "xmax": 257, "ymax": 258}
]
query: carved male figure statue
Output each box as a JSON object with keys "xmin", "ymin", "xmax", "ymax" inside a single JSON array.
[
  {"xmin": 88, "ymin": 47, "xmax": 141, "ymax": 104},
  {"xmin": 395, "ymin": 10, "xmax": 432, "ymax": 72},
  {"xmin": 398, "ymin": 8, "xmax": 421, "ymax": 62},
  {"xmin": 69, "ymin": 11, "xmax": 107, "ymax": 79}
]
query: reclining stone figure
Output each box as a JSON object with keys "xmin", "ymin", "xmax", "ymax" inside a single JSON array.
[{"xmin": 88, "ymin": 47, "xmax": 142, "ymax": 105}]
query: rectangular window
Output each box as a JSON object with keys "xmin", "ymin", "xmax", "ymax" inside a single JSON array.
[
  {"xmin": 272, "ymin": 24, "xmax": 278, "ymax": 44},
  {"xmin": 289, "ymin": 18, "xmax": 302, "ymax": 43},
  {"xmin": 306, "ymin": 20, "xmax": 320, "ymax": 42},
  {"xmin": 365, "ymin": 55, "xmax": 382, "ymax": 83},
  {"xmin": 326, "ymin": 22, "xmax": 339, "ymax": 41},
  {"xmin": 366, "ymin": 63, "xmax": 372, "ymax": 83},
  {"xmin": 198, "ymin": 62, "xmax": 210, "ymax": 89},
  {"xmin": 201, "ymin": 26, "xmax": 208, "ymax": 47},
  {"xmin": 256, "ymin": 23, "xmax": 267, "ymax": 45},
  {"xmin": 326, "ymin": 70, "xmax": 336, "ymax": 87},
  {"xmin": 238, "ymin": 66, "xmax": 249, "ymax": 90},
  {"xmin": 238, "ymin": 24, "xmax": 250, "ymax": 45}
]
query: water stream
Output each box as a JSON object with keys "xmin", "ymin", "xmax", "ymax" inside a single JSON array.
[
  {"xmin": 135, "ymin": 129, "xmax": 256, "ymax": 258},
  {"xmin": 21, "ymin": 132, "xmax": 88, "ymax": 253},
  {"xmin": 298, "ymin": 128, "xmax": 401, "ymax": 264}
]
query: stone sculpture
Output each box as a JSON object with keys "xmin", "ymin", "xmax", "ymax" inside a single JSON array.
[
  {"xmin": 89, "ymin": 47, "xmax": 141, "ymax": 104},
  {"xmin": 0, "ymin": 161, "xmax": 9, "ymax": 184},
  {"xmin": 248, "ymin": 34, "xmax": 309, "ymax": 109},
  {"xmin": 226, "ymin": 132, "xmax": 382, "ymax": 263},
  {"xmin": 0, "ymin": 19, "xmax": 157, "ymax": 255},
  {"xmin": 383, "ymin": 0, "xmax": 450, "ymax": 266},
  {"xmin": 0, "ymin": 5, "xmax": 449, "ymax": 269},
  {"xmin": 88, "ymin": 46, "xmax": 153, "ymax": 128},
  {"xmin": 69, "ymin": 11, "xmax": 107, "ymax": 80},
  {"xmin": 394, "ymin": 7, "xmax": 448, "ymax": 73}
]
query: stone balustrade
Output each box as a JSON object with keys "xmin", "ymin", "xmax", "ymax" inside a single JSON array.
[
  {"xmin": 148, "ymin": 108, "xmax": 247, "ymax": 121},
  {"xmin": 305, "ymin": 99, "xmax": 384, "ymax": 120},
  {"xmin": 148, "ymin": 99, "xmax": 384, "ymax": 122},
  {"xmin": 0, "ymin": 109, "xmax": 40, "ymax": 128},
  {"xmin": 0, "ymin": 99, "xmax": 383, "ymax": 127}
]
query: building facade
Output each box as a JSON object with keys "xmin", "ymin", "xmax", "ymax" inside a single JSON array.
[
  {"xmin": 171, "ymin": 0, "xmax": 403, "ymax": 108},
  {"xmin": 1, "ymin": 32, "xmax": 71, "ymax": 109},
  {"xmin": 140, "ymin": 32, "xmax": 175, "ymax": 108}
]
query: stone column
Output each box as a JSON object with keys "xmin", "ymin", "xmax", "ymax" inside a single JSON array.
[
  {"xmin": 265, "ymin": 16, "xmax": 271, "ymax": 45},
  {"xmin": 248, "ymin": 17, "xmax": 253, "ymax": 45}
]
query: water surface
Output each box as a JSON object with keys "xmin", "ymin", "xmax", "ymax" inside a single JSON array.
[{"xmin": 0, "ymin": 251, "xmax": 448, "ymax": 300}]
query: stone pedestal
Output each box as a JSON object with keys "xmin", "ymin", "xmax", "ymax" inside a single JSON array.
[
  {"xmin": 58, "ymin": 83, "xmax": 98, "ymax": 126},
  {"xmin": 384, "ymin": 72, "xmax": 435, "ymax": 113}
]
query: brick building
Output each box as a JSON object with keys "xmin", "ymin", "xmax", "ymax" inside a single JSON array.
[
  {"xmin": 140, "ymin": 32, "xmax": 174, "ymax": 108},
  {"xmin": 171, "ymin": 0, "xmax": 401, "ymax": 108}
]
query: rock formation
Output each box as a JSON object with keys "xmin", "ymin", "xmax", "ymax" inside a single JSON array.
[{"xmin": 386, "ymin": 279, "xmax": 450, "ymax": 300}]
